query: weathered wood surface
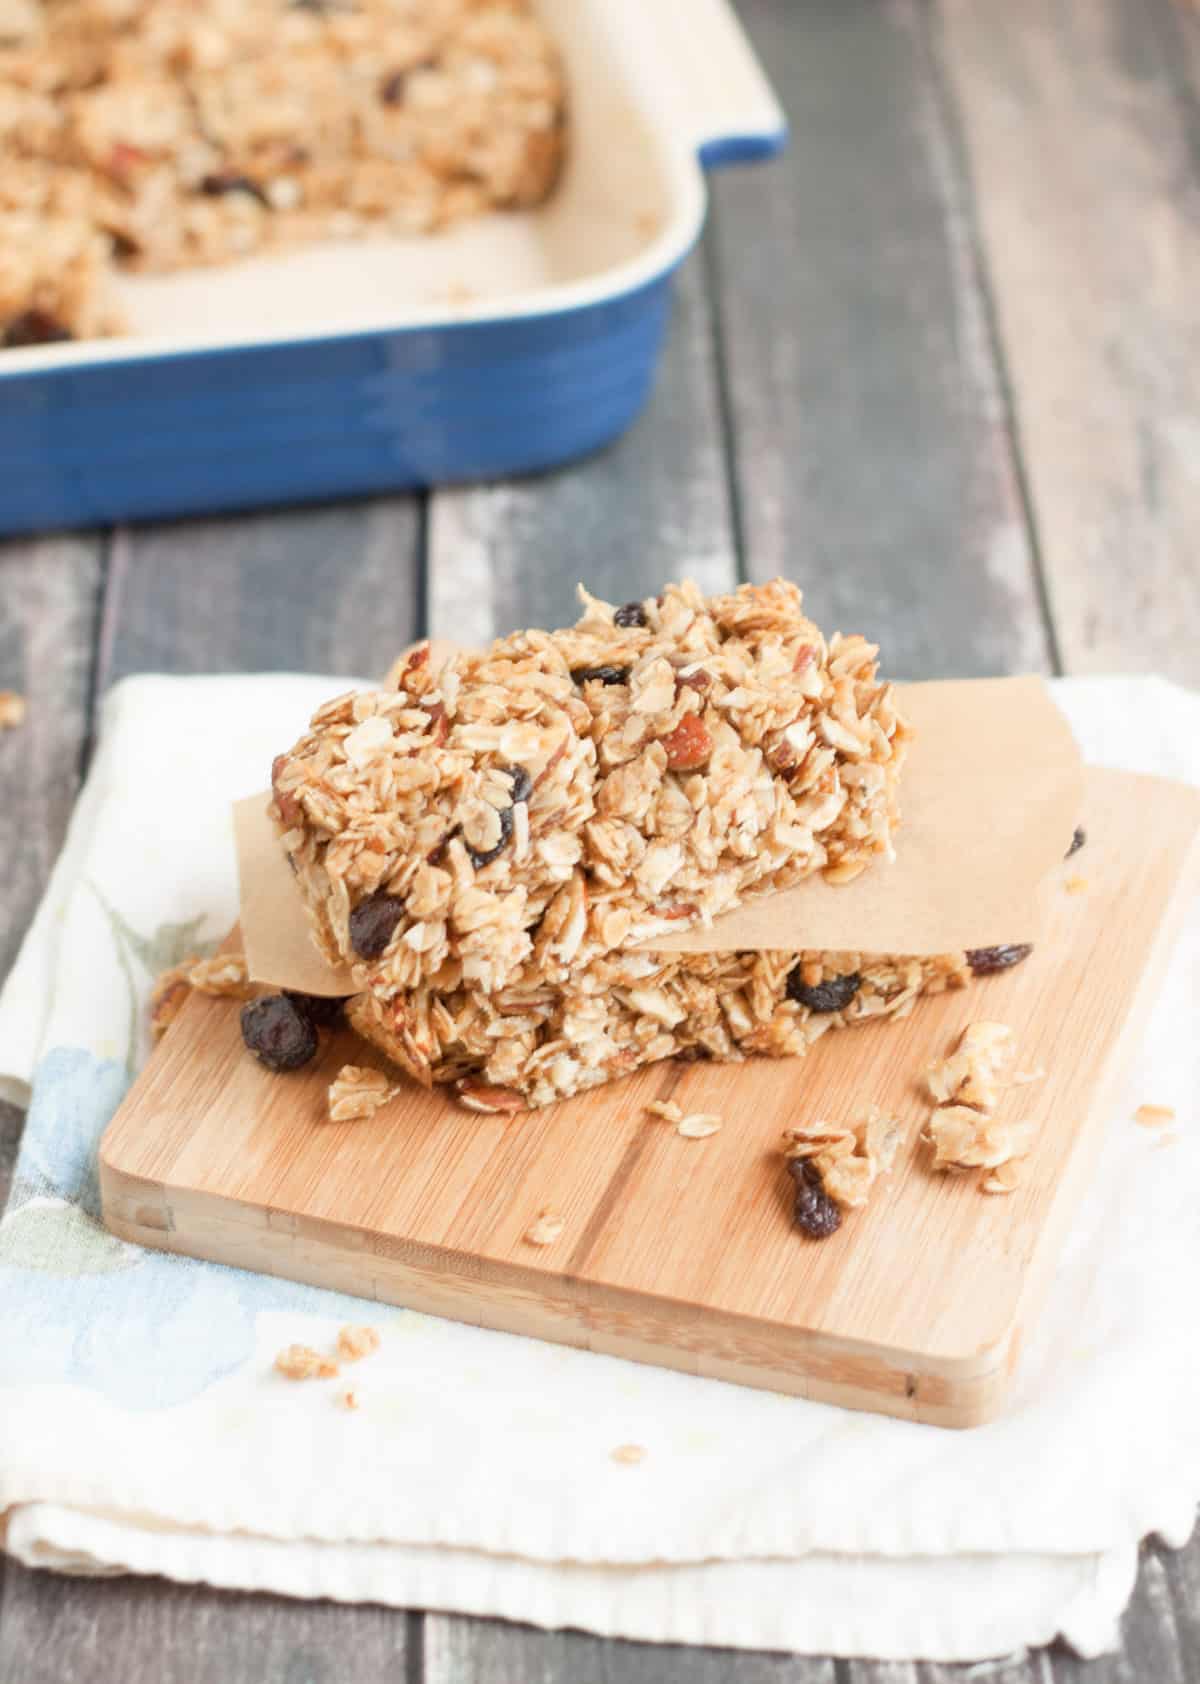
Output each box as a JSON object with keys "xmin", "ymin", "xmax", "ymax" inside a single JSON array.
[{"xmin": 2, "ymin": 0, "xmax": 1200, "ymax": 1675}]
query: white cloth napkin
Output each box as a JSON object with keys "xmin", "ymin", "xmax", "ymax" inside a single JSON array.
[{"xmin": 0, "ymin": 672, "xmax": 1197, "ymax": 1663}]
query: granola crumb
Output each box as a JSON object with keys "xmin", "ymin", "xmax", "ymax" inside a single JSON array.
[
  {"xmin": 1134, "ymin": 1103, "xmax": 1176, "ymax": 1129},
  {"xmin": 924, "ymin": 1021, "xmax": 1036, "ymax": 1177},
  {"xmin": 676, "ymin": 1112, "xmax": 722, "ymax": 1139},
  {"xmin": 611, "ymin": 1443, "xmax": 647, "ymax": 1465},
  {"xmin": 327, "ymin": 1065, "xmax": 397, "ymax": 1123},
  {"xmin": 149, "ymin": 951, "xmax": 254, "ymax": 1037},
  {"xmin": 274, "ymin": 1344, "xmax": 339, "ymax": 1381},
  {"xmin": 981, "ymin": 1160, "xmax": 1024, "ymax": 1195},
  {"xmin": 337, "ymin": 1388, "xmax": 360, "ymax": 1411},
  {"xmin": 645, "ymin": 1100, "xmax": 683, "ymax": 1123},
  {"xmin": 0, "ymin": 691, "xmax": 26, "ymax": 731},
  {"xmin": 524, "ymin": 1209, "xmax": 565, "ymax": 1247},
  {"xmin": 336, "ymin": 1324, "xmax": 381, "ymax": 1363},
  {"xmin": 1064, "ymin": 874, "xmax": 1089, "ymax": 895},
  {"xmin": 783, "ymin": 1106, "xmax": 901, "ymax": 1218}
]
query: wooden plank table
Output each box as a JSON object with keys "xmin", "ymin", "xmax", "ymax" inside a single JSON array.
[{"xmin": 1, "ymin": 0, "xmax": 1197, "ymax": 1676}]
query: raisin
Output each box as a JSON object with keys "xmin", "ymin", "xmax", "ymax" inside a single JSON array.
[
  {"xmin": 501, "ymin": 764, "xmax": 532, "ymax": 804},
  {"xmin": 4, "ymin": 309, "xmax": 72, "ymax": 348},
  {"xmin": 1066, "ymin": 825, "xmax": 1086, "ymax": 859},
  {"xmin": 571, "ymin": 664, "xmax": 631, "ymax": 688},
  {"xmin": 348, "ymin": 891, "xmax": 406, "ymax": 958},
  {"xmin": 788, "ymin": 1160, "xmax": 842, "ymax": 1239},
  {"xmin": 240, "ymin": 995, "xmax": 318, "ymax": 1072},
  {"xmin": 613, "ymin": 601, "xmax": 648, "ymax": 628},
  {"xmin": 467, "ymin": 803, "xmax": 513, "ymax": 868},
  {"xmin": 785, "ymin": 967, "xmax": 861, "ymax": 1013},
  {"xmin": 284, "ymin": 990, "xmax": 345, "ymax": 1029},
  {"xmin": 200, "ymin": 171, "xmax": 269, "ymax": 207},
  {"xmin": 965, "ymin": 944, "xmax": 1033, "ymax": 975},
  {"xmin": 659, "ymin": 713, "xmax": 713, "ymax": 771}
]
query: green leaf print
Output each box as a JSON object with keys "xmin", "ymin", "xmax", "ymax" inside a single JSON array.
[
  {"xmin": 86, "ymin": 882, "xmax": 219, "ymax": 1072},
  {"xmin": 0, "ymin": 1201, "xmax": 138, "ymax": 1276}
]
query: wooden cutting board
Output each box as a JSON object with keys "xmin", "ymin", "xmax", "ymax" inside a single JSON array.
[{"xmin": 99, "ymin": 767, "xmax": 1200, "ymax": 1428}]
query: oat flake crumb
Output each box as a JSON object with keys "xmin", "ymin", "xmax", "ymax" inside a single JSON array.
[
  {"xmin": 981, "ymin": 1160, "xmax": 1024, "ymax": 1196},
  {"xmin": 1135, "ymin": 1103, "xmax": 1176, "ymax": 1129},
  {"xmin": 525, "ymin": 1209, "xmax": 565, "ymax": 1247},
  {"xmin": 645, "ymin": 1100, "xmax": 683, "ymax": 1123},
  {"xmin": 338, "ymin": 1388, "xmax": 360, "ymax": 1411},
  {"xmin": 274, "ymin": 1344, "xmax": 339, "ymax": 1381},
  {"xmin": 0, "ymin": 691, "xmax": 26, "ymax": 731},
  {"xmin": 676, "ymin": 1112, "xmax": 722, "ymax": 1139},
  {"xmin": 328, "ymin": 1065, "xmax": 397, "ymax": 1123},
  {"xmin": 337, "ymin": 1324, "xmax": 381, "ymax": 1363},
  {"xmin": 611, "ymin": 1444, "xmax": 647, "ymax": 1465}
]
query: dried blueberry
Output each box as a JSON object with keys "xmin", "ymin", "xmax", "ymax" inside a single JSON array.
[
  {"xmin": 502, "ymin": 764, "xmax": 532, "ymax": 804},
  {"xmin": 1066, "ymin": 825, "xmax": 1086, "ymax": 859},
  {"xmin": 348, "ymin": 891, "xmax": 406, "ymax": 959},
  {"xmin": 4, "ymin": 309, "xmax": 72, "ymax": 348},
  {"xmin": 284, "ymin": 990, "xmax": 345, "ymax": 1029},
  {"xmin": 785, "ymin": 967, "xmax": 861, "ymax": 1013},
  {"xmin": 240, "ymin": 994, "xmax": 318, "ymax": 1072},
  {"xmin": 965, "ymin": 944, "xmax": 1033, "ymax": 975},
  {"xmin": 467, "ymin": 803, "xmax": 513, "ymax": 868},
  {"xmin": 613, "ymin": 601, "xmax": 648, "ymax": 629},
  {"xmin": 200, "ymin": 171, "xmax": 270, "ymax": 206},
  {"xmin": 571, "ymin": 664, "xmax": 631, "ymax": 688},
  {"xmin": 787, "ymin": 1159, "xmax": 842, "ymax": 1239}
]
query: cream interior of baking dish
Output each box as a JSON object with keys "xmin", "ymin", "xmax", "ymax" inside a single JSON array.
[{"xmin": 4, "ymin": 0, "xmax": 781, "ymax": 363}]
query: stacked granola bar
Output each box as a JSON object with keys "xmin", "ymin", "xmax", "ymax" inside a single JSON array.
[
  {"xmin": 268, "ymin": 578, "xmax": 976, "ymax": 1107},
  {"xmin": 0, "ymin": 0, "xmax": 565, "ymax": 345}
]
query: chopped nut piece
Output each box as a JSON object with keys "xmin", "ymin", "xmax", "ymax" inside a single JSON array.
[
  {"xmin": 336, "ymin": 1324, "xmax": 381, "ymax": 1363},
  {"xmin": 611, "ymin": 1444, "xmax": 647, "ymax": 1465},
  {"xmin": 274, "ymin": 1344, "xmax": 339, "ymax": 1381},
  {"xmin": 524, "ymin": 1210, "xmax": 565, "ymax": 1247},
  {"xmin": 1134, "ymin": 1103, "xmax": 1176, "ymax": 1129},
  {"xmin": 0, "ymin": 691, "xmax": 26, "ymax": 730},
  {"xmin": 982, "ymin": 1160, "xmax": 1024, "ymax": 1195},
  {"xmin": 327, "ymin": 1065, "xmax": 397, "ymax": 1123},
  {"xmin": 676, "ymin": 1113, "xmax": 722, "ymax": 1139},
  {"xmin": 645, "ymin": 1100, "xmax": 683, "ymax": 1123}
]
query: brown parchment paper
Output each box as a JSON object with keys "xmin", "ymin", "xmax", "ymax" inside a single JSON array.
[{"xmin": 236, "ymin": 673, "xmax": 1083, "ymax": 997}]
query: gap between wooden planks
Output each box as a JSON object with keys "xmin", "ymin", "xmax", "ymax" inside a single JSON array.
[{"xmin": 100, "ymin": 768, "xmax": 1200, "ymax": 1428}]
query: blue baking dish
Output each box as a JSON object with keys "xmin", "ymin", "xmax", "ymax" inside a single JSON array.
[{"xmin": 0, "ymin": 0, "xmax": 786, "ymax": 535}]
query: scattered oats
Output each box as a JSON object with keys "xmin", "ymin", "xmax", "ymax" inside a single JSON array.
[
  {"xmin": 924, "ymin": 1020, "xmax": 1037, "ymax": 1180},
  {"xmin": 645, "ymin": 1099, "xmax": 683, "ymax": 1123},
  {"xmin": 611, "ymin": 1443, "xmax": 647, "ymax": 1465},
  {"xmin": 337, "ymin": 1387, "xmax": 360, "ymax": 1411},
  {"xmin": 676, "ymin": 1112, "xmax": 722, "ymax": 1139},
  {"xmin": 783, "ymin": 1106, "xmax": 901, "ymax": 1210},
  {"xmin": 274, "ymin": 1344, "xmax": 339, "ymax": 1381},
  {"xmin": 981, "ymin": 1160, "xmax": 1024, "ymax": 1196},
  {"xmin": 524, "ymin": 1209, "xmax": 565, "ymax": 1247},
  {"xmin": 327, "ymin": 1065, "xmax": 398, "ymax": 1123},
  {"xmin": 0, "ymin": 691, "xmax": 25, "ymax": 731},
  {"xmin": 1134, "ymin": 1104, "xmax": 1176, "ymax": 1129},
  {"xmin": 1065, "ymin": 875, "xmax": 1089, "ymax": 895},
  {"xmin": 337, "ymin": 1324, "xmax": 381, "ymax": 1363}
]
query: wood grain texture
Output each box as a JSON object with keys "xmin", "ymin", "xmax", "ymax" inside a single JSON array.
[
  {"xmin": 707, "ymin": 0, "xmax": 1053, "ymax": 680},
  {"xmin": 96, "ymin": 498, "xmax": 424, "ymax": 684},
  {"xmin": 936, "ymin": 0, "xmax": 1200, "ymax": 683},
  {"xmin": 424, "ymin": 1617, "xmax": 836, "ymax": 1684},
  {"xmin": 99, "ymin": 768, "xmax": 1200, "ymax": 1430},
  {"xmin": 427, "ymin": 252, "xmax": 737, "ymax": 645},
  {"xmin": 0, "ymin": 532, "xmax": 103, "ymax": 981},
  {"xmin": 0, "ymin": 1561, "xmax": 410, "ymax": 1684}
]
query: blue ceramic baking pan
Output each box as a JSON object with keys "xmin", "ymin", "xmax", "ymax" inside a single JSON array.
[{"xmin": 0, "ymin": 0, "xmax": 786, "ymax": 535}]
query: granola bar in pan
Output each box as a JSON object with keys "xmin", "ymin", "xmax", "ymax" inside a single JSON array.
[{"xmin": 0, "ymin": 0, "xmax": 564, "ymax": 344}]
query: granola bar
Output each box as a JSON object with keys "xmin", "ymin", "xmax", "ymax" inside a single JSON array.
[
  {"xmin": 0, "ymin": 0, "xmax": 564, "ymax": 345},
  {"xmin": 345, "ymin": 946, "xmax": 971, "ymax": 1107},
  {"xmin": 271, "ymin": 581, "xmax": 912, "ymax": 1022}
]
